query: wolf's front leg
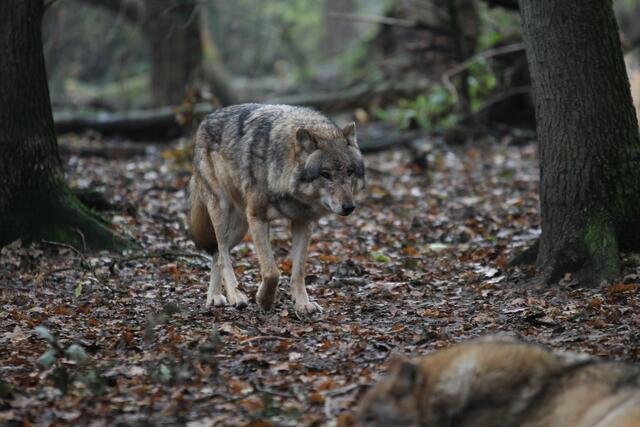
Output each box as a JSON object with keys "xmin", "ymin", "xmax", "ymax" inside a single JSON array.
[
  {"xmin": 290, "ymin": 221, "xmax": 322, "ymax": 314},
  {"xmin": 248, "ymin": 216, "xmax": 280, "ymax": 310}
]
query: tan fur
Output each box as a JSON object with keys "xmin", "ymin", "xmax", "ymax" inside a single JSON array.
[
  {"xmin": 357, "ymin": 336, "xmax": 640, "ymax": 427},
  {"xmin": 188, "ymin": 177, "xmax": 216, "ymax": 254}
]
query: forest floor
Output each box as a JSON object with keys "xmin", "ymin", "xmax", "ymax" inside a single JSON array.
[{"xmin": 1, "ymin": 132, "xmax": 640, "ymax": 426}]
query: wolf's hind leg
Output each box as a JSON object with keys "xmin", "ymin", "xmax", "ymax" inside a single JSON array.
[
  {"xmin": 290, "ymin": 220, "xmax": 322, "ymax": 314},
  {"xmin": 206, "ymin": 254, "xmax": 227, "ymax": 307},
  {"xmin": 207, "ymin": 199, "xmax": 249, "ymax": 308}
]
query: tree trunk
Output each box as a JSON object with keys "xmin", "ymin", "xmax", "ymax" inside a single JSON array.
[
  {"xmin": 518, "ymin": 0, "xmax": 640, "ymax": 286},
  {"xmin": 323, "ymin": 0, "xmax": 356, "ymax": 57},
  {"xmin": 81, "ymin": 0, "xmax": 237, "ymax": 107},
  {"xmin": 0, "ymin": 0, "xmax": 131, "ymax": 252},
  {"xmin": 141, "ymin": 1, "xmax": 202, "ymax": 106}
]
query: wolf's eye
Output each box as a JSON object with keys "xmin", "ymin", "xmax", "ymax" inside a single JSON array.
[{"xmin": 320, "ymin": 171, "xmax": 332, "ymax": 180}]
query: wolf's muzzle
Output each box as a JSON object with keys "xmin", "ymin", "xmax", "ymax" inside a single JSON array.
[{"xmin": 339, "ymin": 202, "xmax": 356, "ymax": 216}]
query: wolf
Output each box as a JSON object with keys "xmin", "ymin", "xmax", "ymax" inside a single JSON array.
[
  {"xmin": 187, "ymin": 104, "xmax": 365, "ymax": 313},
  {"xmin": 357, "ymin": 335, "xmax": 640, "ymax": 427}
]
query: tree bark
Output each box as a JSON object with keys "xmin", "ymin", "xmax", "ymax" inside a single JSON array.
[
  {"xmin": 0, "ymin": 0, "xmax": 131, "ymax": 252},
  {"xmin": 142, "ymin": 1, "xmax": 202, "ymax": 106},
  {"xmin": 518, "ymin": 0, "xmax": 640, "ymax": 286},
  {"xmin": 81, "ymin": 0, "xmax": 237, "ymax": 107}
]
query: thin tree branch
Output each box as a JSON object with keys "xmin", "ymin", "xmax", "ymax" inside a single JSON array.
[
  {"xmin": 327, "ymin": 11, "xmax": 415, "ymax": 28},
  {"xmin": 442, "ymin": 43, "xmax": 525, "ymax": 100}
]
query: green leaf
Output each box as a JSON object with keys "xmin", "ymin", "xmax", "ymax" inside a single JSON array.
[
  {"xmin": 372, "ymin": 252, "xmax": 391, "ymax": 263},
  {"xmin": 82, "ymin": 369, "xmax": 107, "ymax": 396},
  {"xmin": 74, "ymin": 283, "xmax": 82, "ymax": 298},
  {"xmin": 37, "ymin": 349, "xmax": 58, "ymax": 369},
  {"xmin": 35, "ymin": 326, "xmax": 56, "ymax": 344},
  {"xmin": 0, "ymin": 379, "xmax": 13, "ymax": 398},
  {"xmin": 158, "ymin": 364, "xmax": 172, "ymax": 384},
  {"xmin": 50, "ymin": 366, "xmax": 70, "ymax": 394},
  {"xmin": 66, "ymin": 344, "xmax": 88, "ymax": 363}
]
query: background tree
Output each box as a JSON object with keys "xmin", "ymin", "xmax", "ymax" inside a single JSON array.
[
  {"xmin": 0, "ymin": 0, "xmax": 130, "ymax": 251},
  {"xmin": 515, "ymin": 0, "xmax": 640, "ymax": 285},
  {"xmin": 83, "ymin": 0, "xmax": 236, "ymax": 106},
  {"xmin": 322, "ymin": 0, "xmax": 356, "ymax": 57}
]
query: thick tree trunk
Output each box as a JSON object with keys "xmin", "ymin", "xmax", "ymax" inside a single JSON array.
[
  {"xmin": 519, "ymin": 0, "xmax": 640, "ymax": 286},
  {"xmin": 0, "ymin": 0, "xmax": 131, "ymax": 251}
]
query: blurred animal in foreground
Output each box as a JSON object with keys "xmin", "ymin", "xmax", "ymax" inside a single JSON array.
[
  {"xmin": 357, "ymin": 335, "xmax": 640, "ymax": 427},
  {"xmin": 188, "ymin": 104, "xmax": 365, "ymax": 313}
]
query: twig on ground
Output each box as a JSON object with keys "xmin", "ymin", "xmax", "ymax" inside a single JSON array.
[
  {"xmin": 108, "ymin": 251, "xmax": 211, "ymax": 274},
  {"xmin": 238, "ymin": 335, "xmax": 291, "ymax": 344},
  {"xmin": 253, "ymin": 384, "xmax": 298, "ymax": 400},
  {"xmin": 324, "ymin": 396, "xmax": 333, "ymax": 420},
  {"xmin": 41, "ymin": 239, "xmax": 105, "ymax": 287},
  {"xmin": 321, "ymin": 384, "xmax": 361, "ymax": 397}
]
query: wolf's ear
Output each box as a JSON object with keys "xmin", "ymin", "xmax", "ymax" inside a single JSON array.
[
  {"xmin": 342, "ymin": 122, "xmax": 358, "ymax": 147},
  {"xmin": 296, "ymin": 128, "xmax": 317, "ymax": 152},
  {"xmin": 388, "ymin": 354, "xmax": 423, "ymax": 397}
]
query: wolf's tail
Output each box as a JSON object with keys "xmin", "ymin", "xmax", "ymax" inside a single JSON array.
[{"xmin": 187, "ymin": 176, "xmax": 218, "ymax": 255}]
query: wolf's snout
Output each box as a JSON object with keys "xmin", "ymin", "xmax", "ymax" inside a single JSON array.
[{"xmin": 340, "ymin": 202, "xmax": 356, "ymax": 216}]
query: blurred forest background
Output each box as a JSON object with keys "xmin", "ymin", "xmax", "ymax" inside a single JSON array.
[{"xmin": 42, "ymin": 0, "xmax": 640, "ymax": 145}]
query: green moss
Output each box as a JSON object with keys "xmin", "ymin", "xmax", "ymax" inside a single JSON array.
[
  {"xmin": 28, "ymin": 186, "xmax": 135, "ymax": 253},
  {"xmin": 582, "ymin": 214, "xmax": 619, "ymax": 279}
]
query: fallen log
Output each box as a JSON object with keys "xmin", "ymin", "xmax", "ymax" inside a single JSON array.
[
  {"xmin": 54, "ymin": 105, "xmax": 420, "ymax": 154},
  {"xmin": 53, "ymin": 79, "xmax": 434, "ymax": 141},
  {"xmin": 267, "ymin": 79, "xmax": 433, "ymax": 112},
  {"xmin": 54, "ymin": 107, "xmax": 183, "ymax": 141}
]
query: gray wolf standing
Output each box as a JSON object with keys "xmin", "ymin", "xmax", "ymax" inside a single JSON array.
[{"xmin": 188, "ymin": 104, "xmax": 365, "ymax": 313}]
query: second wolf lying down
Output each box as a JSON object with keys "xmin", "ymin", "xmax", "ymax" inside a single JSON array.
[
  {"xmin": 358, "ymin": 335, "xmax": 640, "ymax": 427},
  {"xmin": 188, "ymin": 104, "xmax": 365, "ymax": 313}
]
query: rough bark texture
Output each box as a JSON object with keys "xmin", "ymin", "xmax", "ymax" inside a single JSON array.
[
  {"xmin": 0, "ymin": 0, "xmax": 131, "ymax": 252},
  {"xmin": 519, "ymin": 0, "xmax": 640, "ymax": 286}
]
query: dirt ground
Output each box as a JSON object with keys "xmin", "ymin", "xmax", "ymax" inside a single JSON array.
[{"xmin": 1, "ymin": 134, "xmax": 639, "ymax": 426}]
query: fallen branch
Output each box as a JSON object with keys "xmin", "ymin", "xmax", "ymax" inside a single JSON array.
[
  {"xmin": 41, "ymin": 239, "xmax": 110, "ymax": 291},
  {"xmin": 266, "ymin": 79, "xmax": 433, "ymax": 113},
  {"xmin": 253, "ymin": 384, "xmax": 298, "ymax": 400},
  {"xmin": 320, "ymin": 383, "xmax": 361, "ymax": 397},
  {"xmin": 238, "ymin": 335, "xmax": 291, "ymax": 344},
  {"xmin": 326, "ymin": 11, "xmax": 415, "ymax": 28},
  {"xmin": 108, "ymin": 251, "xmax": 211, "ymax": 274}
]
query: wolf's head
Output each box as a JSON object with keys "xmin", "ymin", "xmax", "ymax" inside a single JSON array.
[
  {"xmin": 356, "ymin": 354, "xmax": 423, "ymax": 426},
  {"xmin": 295, "ymin": 122, "xmax": 365, "ymax": 216}
]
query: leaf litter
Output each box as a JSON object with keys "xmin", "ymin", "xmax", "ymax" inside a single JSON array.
[{"xmin": 1, "ymin": 134, "xmax": 639, "ymax": 426}]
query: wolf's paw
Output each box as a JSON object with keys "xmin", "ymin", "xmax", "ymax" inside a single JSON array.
[
  {"xmin": 294, "ymin": 300, "xmax": 323, "ymax": 315},
  {"xmin": 206, "ymin": 294, "xmax": 228, "ymax": 307},
  {"xmin": 256, "ymin": 282, "xmax": 278, "ymax": 311},
  {"xmin": 228, "ymin": 290, "xmax": 249, "ymax": 308}
]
